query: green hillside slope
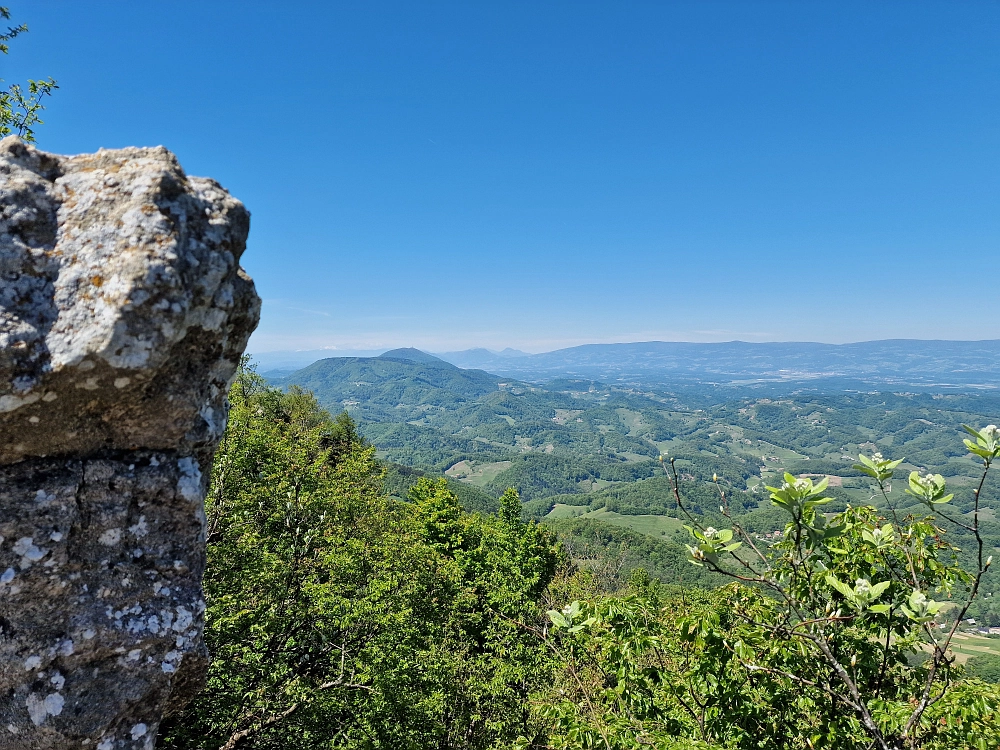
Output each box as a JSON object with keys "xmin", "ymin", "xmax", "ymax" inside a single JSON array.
[{"xmin": 269, "ymin": 355, "xmax": 1000, "ymax": 591}]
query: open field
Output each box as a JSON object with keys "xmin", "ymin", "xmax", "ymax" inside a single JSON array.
[
  {"xmin": 445, "ymin": 460, "xmax": 512, "ymax": 486},
  {"xmin": 545, "ymin": 506, "xmax": 686, "ymax": 537},
  {"xmin": 945, "ymin": 632, "xmax": 1000, "ymax": 664},
  {"xmin": 546, "ymin": 503, "xmax": 589, "ymax": 519}
]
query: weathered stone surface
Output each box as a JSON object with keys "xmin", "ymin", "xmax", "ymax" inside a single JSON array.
[{"xmin": 0, "ymin": 137, "xmax": 260, "ymax": 748}]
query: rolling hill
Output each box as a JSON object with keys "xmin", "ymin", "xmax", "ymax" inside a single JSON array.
[{"xmin": 267, "ymin": 350, "xmax": 1000, "ymax": 512}]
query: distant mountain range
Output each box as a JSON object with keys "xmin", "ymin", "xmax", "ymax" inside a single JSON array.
[
  {"xmin": 436, "ymin": 348, "xmax": 531, "ymax": 369},
  {"xmin": 255, "ymin": 339, "xmax": 1000, "ymax": 390},
  {"xmin": 435, "ymin": 340, "xmax": 1000, "ymax": 389}
]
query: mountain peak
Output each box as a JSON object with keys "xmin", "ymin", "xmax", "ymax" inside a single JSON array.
[{"xmin": 378, "ymin": 347, "xmax": 448, "ymax": 364}]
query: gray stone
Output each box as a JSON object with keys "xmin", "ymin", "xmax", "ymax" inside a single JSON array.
[{"xmin": 0, "ymin": 137, "xmax": 260, "ymax": 749}]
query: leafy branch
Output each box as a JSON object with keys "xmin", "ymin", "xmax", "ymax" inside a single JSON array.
[{"xmin": 0, "ymin": 6, "xmax": 57, "ymax": 143}]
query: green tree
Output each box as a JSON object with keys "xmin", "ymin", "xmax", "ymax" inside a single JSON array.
[
  {"xmin": 537, "ymin": 428, "xmax": 1000, "ymax": 750},
  {"xmin": 965, "ymin": 652, "xmax": 1000, "ymax": 684},
  {"xmin": 0, "ymin": 7, "xmax": 57, "ymax": 142},
  {"xmin": 160, "ymin": 367, "xmax": 562, "ymax": 749},
  {"xmin": 406, "ymin": 478, "xmax": 562, "ymax": 746}
]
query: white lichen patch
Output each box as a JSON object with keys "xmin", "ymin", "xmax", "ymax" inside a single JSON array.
[
  {"xmin": 25, "ymin": 692, "xmax": 64, "ymax": 726},
  {"xmin": 12, "ymin": 537, "xmax": 47, "ymax": 567},
  {"xmin": 172, "ymin": 606, "xmax": 193, "ymax": 632},
  {"xmin": 128, "ymin": 516, "xmax": 149, "ymax": 538},
  {"xmin": 176, "ymin": 457, "xmax": 202, "ymax": 502},
  {"xmin": 98, "ymin": 528, "xmax": 122, "ymax": 546},
  {"xmin": 0, "ymin": 392, "xmax": 41, "ymax": 413}
]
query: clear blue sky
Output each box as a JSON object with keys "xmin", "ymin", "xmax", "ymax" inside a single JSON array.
[{"xmin": 8, "ymin": 1, "xmax": 999, "ymax": 352}]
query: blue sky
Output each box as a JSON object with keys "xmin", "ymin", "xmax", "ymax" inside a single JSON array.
[{"xmin": 8, "ymin": 1, "xmax": 999, "ymax": 353}]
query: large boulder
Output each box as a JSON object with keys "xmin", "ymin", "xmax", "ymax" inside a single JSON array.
[{"xmin": 0, "ymin": 138, "xmax": 260, "ymax": 749}]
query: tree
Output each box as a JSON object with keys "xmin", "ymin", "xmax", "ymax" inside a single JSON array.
[
  {"xmin": 538, "ymin": 427, "xmax": 1000, "ymax": 749},
  {"xmin": 159, "ymin": 366, "xmax": 563, "ymax": 749},
  {"xmin": 0, "ymin": 7, "xmax": 57, "ymax": 142},
  {"xmin": 407, "ymin": 477, "xmax": 563, "ymax": 746},
  {"xmin": 965, "ymin": 652, "xmax": 1000, "ymax": 684},
  {"xmin": 159, "ymin": 367, "xmax": 439, "ymax": 749}
]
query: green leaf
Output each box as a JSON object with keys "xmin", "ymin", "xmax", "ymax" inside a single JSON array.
[
  {"xmin": 548, "ymin": 610, "xmax": 570, "ymax": 629},
  {"xmin": 826, "ymin": 574, "xmax": 854, "ymax": 600},
  {"xmin": 854, "ymin": 463, "xmax": 878, "ymax": 479},
  {"xmin": 869, "ymin": 581, "xmax": 891, "ymax": 599}
]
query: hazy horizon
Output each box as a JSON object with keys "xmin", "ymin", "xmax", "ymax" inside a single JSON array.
[{"xmin": 249, "ymin": 336, "xmax": 1000, "ymax": 358}]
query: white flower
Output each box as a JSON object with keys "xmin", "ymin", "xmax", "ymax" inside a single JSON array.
[{"xmin": 918, "ymin": 473, "xmax": 940, "ymax": 490}]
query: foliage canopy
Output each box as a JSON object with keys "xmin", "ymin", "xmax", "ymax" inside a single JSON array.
[{"xmin": 161, "ymin": 367, "xmax": 1000, "ymax": 749}]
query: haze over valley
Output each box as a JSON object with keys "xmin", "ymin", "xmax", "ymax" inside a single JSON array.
[{"xmin": 258, "ymin": 338, "xmax": 1000, "ymax": 389}]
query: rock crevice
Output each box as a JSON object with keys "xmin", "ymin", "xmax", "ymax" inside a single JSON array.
[{"xmin": 0, "ymin": 138, "xmax": 259, "ymax": 749}]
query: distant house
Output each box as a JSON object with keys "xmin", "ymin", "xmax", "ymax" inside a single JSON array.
[{"xmin": 989, "ymin": 627, "xmax": 1000, "ymax": 636}]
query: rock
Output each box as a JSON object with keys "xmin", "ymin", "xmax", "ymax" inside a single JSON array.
[{"xmin": 0, "ymin": 137, "xmax": 260, "ymax": 749}]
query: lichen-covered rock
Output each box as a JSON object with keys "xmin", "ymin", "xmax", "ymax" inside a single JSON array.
[{"xmin": 0, "ymin": 138, "xmax": 260, "ymax": 749}]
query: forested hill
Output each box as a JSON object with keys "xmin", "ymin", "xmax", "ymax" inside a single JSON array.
[
  {"xmin": 266, "ymin": 352, "xmax": 663, "ymax": 475},
  {"xmin": 268, "ymin": 351, "xmax": 502, "ymax": 414}
]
